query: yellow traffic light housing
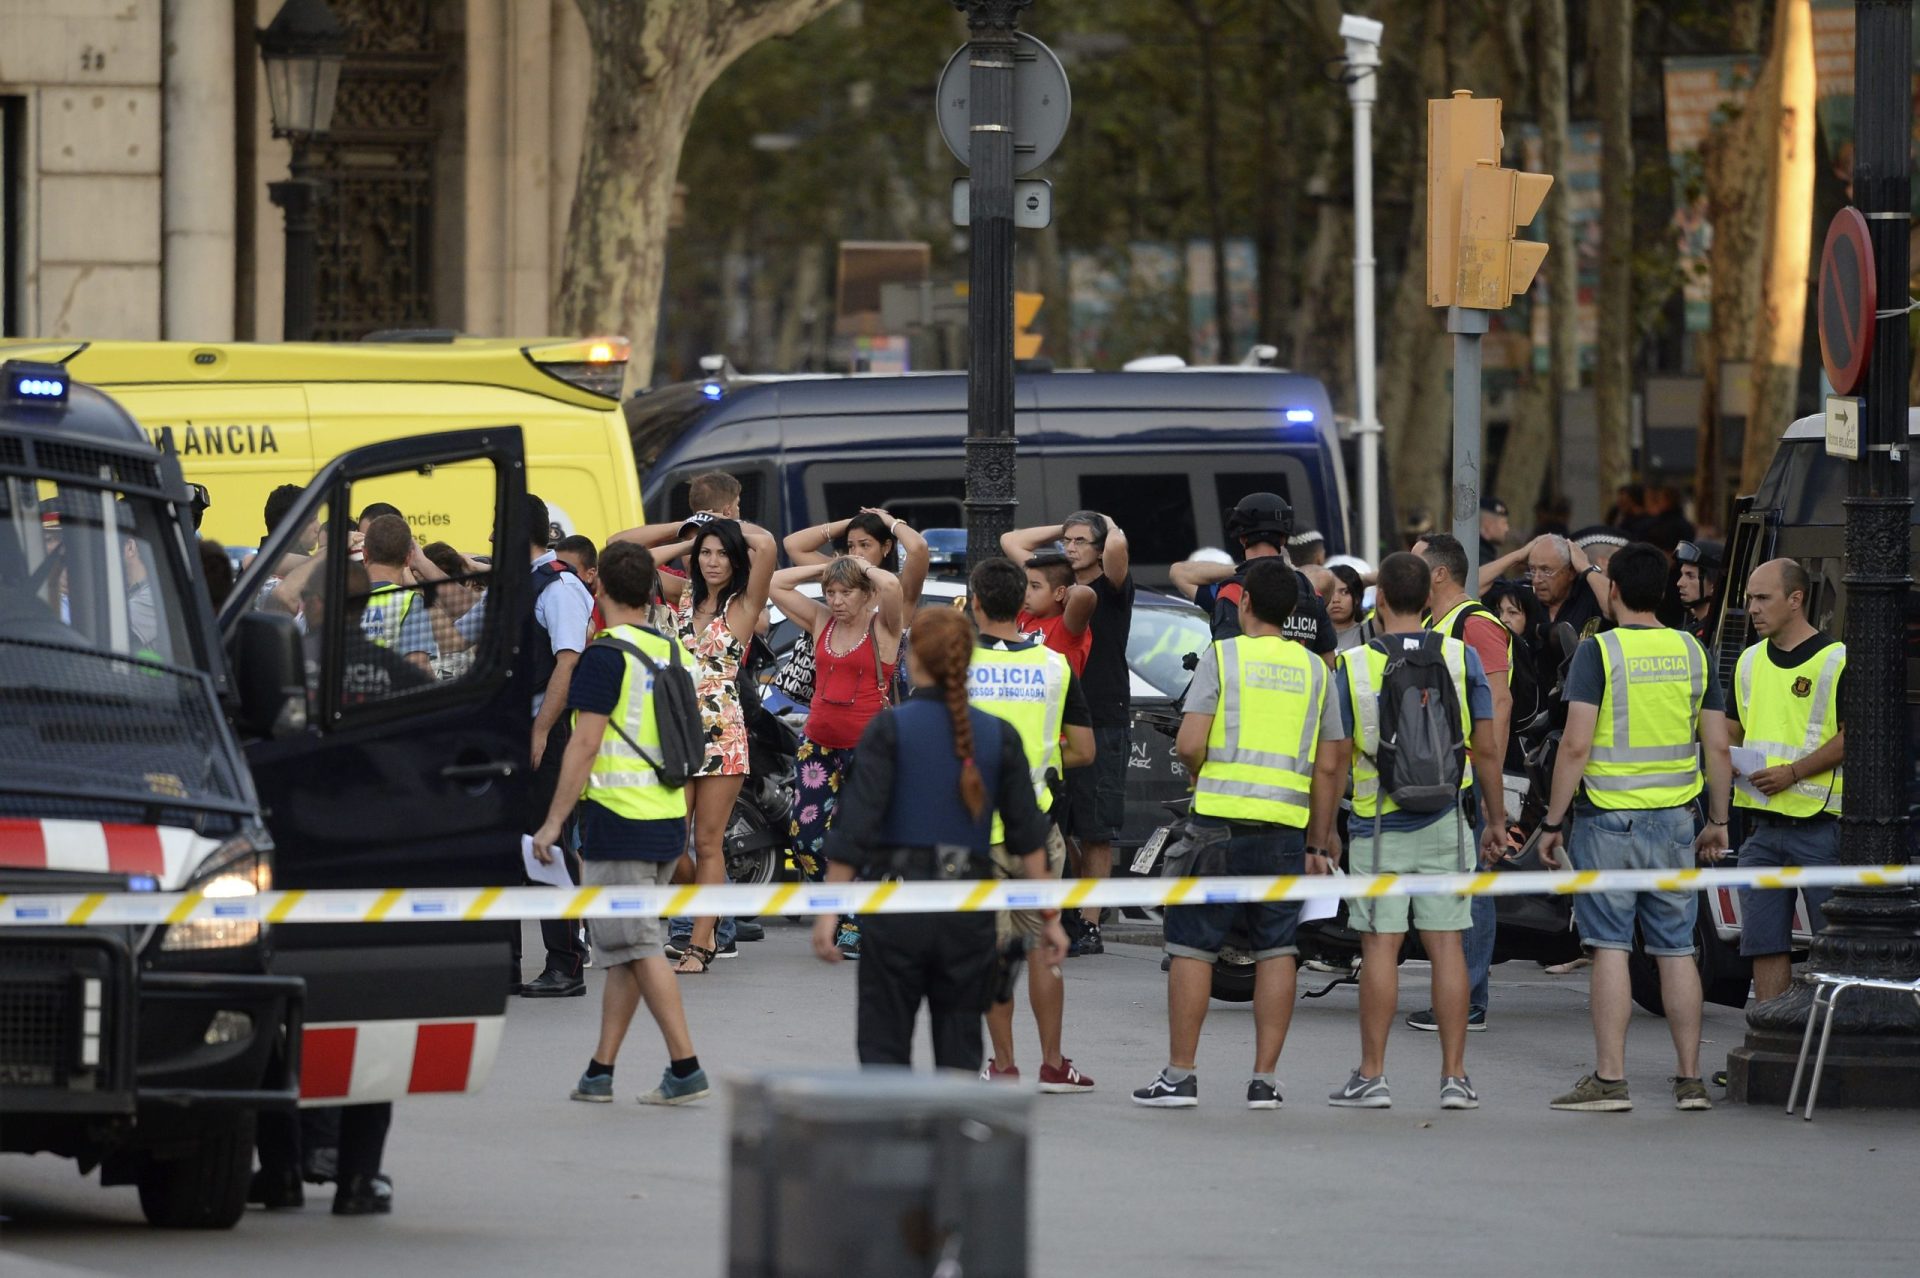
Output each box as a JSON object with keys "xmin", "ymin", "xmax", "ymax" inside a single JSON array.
[
  {"xmin": 1455, "ymin": 163, "xmax": 1554, "ymax": 309},
  {"xmin": 1014, "ymin": 292, "xmax": 1044, "ymax": 360},
  {"xmin": 1427, "ymin": 91, "xmax": 1503, "ymax": 308}
]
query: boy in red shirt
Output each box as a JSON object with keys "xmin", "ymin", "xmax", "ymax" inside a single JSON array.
[{"xmin": 1017, "ymin": 552, "xmax": 1097, "ymax": 678}]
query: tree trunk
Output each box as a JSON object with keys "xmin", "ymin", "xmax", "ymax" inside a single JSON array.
[
  {"xmin": 1495, "ymin": 0, "xmax": 1575, "ymax": 529},
  {"xmin": 1694, "ymin": 1, "xmax": 1769, "ymax": 528},
  {"xmin": 558, "ymin": 0, "xmax": 843, "ymax": 390},
  {"xmin": 1592, "ymin": 0, "xmax": 1635, "ymax": 512},
  {"xmin": 1742, "ymin": 0, "xmax": 1818, "ymax": 495}
]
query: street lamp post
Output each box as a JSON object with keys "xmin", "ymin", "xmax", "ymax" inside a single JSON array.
[
  {"xmin": 954, "ymin": 0, "xmax": 1031, "ymax": 571},
  {"xmin": 258, "ymin": 0, "xmax": 347, "ymax": 342},
  {"xmin": 1730, "ymin": 0, "xmax": 1920, "ymax": 1107}
]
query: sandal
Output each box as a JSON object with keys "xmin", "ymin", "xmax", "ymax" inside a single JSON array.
[{"xmin": 674, "ymin": 944, "xmax": 715, "ymax": 974}]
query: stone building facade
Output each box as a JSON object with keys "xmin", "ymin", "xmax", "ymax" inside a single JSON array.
[{"xmin": 0, "ymin": 0, "xmax": 589, "ymax": 343}]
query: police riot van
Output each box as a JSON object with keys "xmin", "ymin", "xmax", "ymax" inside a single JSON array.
[
  {"xmin": 0, "ymin": 360, "xmax": 530, "ymax": 1228},
  {"xmin": 627, "ymin": 360, "xmax": 1349, "ymax": 587}
]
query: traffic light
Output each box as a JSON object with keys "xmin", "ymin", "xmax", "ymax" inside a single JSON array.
[
  {"xmin": 1014, "ymin": 292, "xmax": 1044, "ymax": 360},
  {"xmin": 1455, "ymin": 163, "xmax": 1554, "ymax": 309},
  {"xmin": 1427, "ymin": 91, "xmax": 1503, "ymax": 308}
]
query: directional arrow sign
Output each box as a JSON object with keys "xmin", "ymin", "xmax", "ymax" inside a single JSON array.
[{"xmin": 1826, "ymin": 394, "xmax": 1861, "ymax": 460}]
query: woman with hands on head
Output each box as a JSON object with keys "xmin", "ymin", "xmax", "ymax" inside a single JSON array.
[
  {"xmin": 609, "ymin": 512, "xmax": 776, "ymax": 973},
  {"xmin": 777, "ymin": 508, "xmax": 929, "ymax": 705},
  {"xmin": 770, "ymin": 552, "xmax": 906, "ymax": 959}
]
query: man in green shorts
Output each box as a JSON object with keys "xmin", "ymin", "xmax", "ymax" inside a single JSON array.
[{"xmin": 1309, "ymin": 553, "xmax": 1506, "ymax": 1111}]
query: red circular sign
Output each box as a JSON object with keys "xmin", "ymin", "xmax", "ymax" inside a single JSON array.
[{"xmin": 1819, "ymin": 207, "xmax": 1877, "ymax": 396}]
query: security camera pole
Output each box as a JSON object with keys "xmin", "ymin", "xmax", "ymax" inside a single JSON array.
[
  {"xmin": 1427, "ymin": 91, "xmax": 1552, "ymax": 588},
  {"xmin": 1341, "ymin": 14, "xmax": 1385, "ymax": 568}
]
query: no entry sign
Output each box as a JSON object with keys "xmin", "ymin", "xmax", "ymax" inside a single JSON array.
[{"xmin": 1818, "ymin": 208, "xmax": 1877, "ymax": 396}]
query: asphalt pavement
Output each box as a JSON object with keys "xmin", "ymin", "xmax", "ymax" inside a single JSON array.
[{"xmin": 4, "ymin": 921, "xmax": 1916, "ymax": 1277}]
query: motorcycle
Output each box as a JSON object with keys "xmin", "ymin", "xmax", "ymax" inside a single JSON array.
[{"xmin": 726, "ymin": 638, "xmax": 802, "ymax": 893}]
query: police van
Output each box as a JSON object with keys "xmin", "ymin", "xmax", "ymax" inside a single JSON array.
[
  {"xmin": 0, "ymin": 360, "xmax": 530, "ymax": 1228},
  {"xmin": 0, "ymin": 336, "xmax": 644, "ymax": 552},
  {"xmin": 627, "ymin": 359, "xmax": 1349, "ymax": 586}
]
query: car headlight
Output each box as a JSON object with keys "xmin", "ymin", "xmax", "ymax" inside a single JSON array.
[{"xmin": 161, "ymin": 837, "xmax": 272, "ymax": 951}]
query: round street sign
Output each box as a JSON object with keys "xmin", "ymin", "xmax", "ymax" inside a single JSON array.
[
  {"xmin": 936, "ymin": 32, "xmax": 1071, "ymax": 176},
  {"xmin": 1818, "ymin": 207, "xmax": 1877, "ymax": 396}
]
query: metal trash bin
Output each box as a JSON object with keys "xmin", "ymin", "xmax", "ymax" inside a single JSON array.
[{"xmin": 728, "ymin": 1069, "xmax": 1031, "ymax": 1277}]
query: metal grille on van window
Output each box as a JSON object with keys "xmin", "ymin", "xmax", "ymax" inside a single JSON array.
[
  {"xmin": 0, "ymin": 437, "xmax": 24, "ymax": 468},
  {"xmin": 1715, "ymin": 610, "xmax": 1748, "ymax": 695},
  {"xmin": 30, "ymin": 441, "xmax": 162, "ymax": 491}
]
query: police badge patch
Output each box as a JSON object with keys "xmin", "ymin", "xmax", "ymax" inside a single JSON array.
[{"xmin": 1791, "ymin": 676, "xmax": 1813, "ymax": 697}]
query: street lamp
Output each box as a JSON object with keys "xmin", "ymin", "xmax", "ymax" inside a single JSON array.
[
  {"xmin": 258, "ymin": 0, "xmax": 347, "ymax": 342},
  {"xmin": 953, "ymin": 0, "xmax": 1033, "ymax": 571},
  {"xmin": 1729, "ymin": 0, "xmax": 1920, "ymax": 1108}
]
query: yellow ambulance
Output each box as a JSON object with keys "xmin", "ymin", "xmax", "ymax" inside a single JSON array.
[{"xmin": 0, "ymin": 336, "xmax": 644, "ymax": 554}]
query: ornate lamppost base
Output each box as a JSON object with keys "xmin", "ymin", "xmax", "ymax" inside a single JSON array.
[{"xmin": 1725, "ymin": 887, "xmax": 1920, "ymax": 1108}]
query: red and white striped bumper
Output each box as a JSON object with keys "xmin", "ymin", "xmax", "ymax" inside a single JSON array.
[
  {"xmin": 298, "ymin": 1016, "xmax": 505, "ymax": 1107},
  {"xmin": 0, "ymin": 818, "xmax": 208, "ymax": 889}
]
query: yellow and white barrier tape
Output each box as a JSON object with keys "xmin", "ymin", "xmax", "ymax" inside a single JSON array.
[{"xmin": 2, "ymin": 864, "xmax": 1915, "ymax": 927}]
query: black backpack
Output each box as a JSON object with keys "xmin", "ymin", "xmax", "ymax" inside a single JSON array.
[
  {"xmin": 1372, "ymin": 632, "xmax": 1466, "ymax": 814},
  {"xmin": 589, "ymin": 632, "xmax": 704, "ymax": 789},
  {"xmin": 1447, "ymin": 603, "xmax": 1541, "ymax": 739}
]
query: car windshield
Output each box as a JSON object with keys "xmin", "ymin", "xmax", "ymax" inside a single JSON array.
[
  {"xmin": 0, "ymin": 473, "xmax": 248, "ymax": 816},
  {"xmin": 1127, "ymin": 601, "xmax": 1211, "ymax": 698}
]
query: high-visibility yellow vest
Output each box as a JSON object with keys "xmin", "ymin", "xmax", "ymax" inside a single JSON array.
[
  {"xmin": 1343, "ymin": 633, "xmax": 1472, "ymax": 819},
  {"xmin": 362, "ymin": 580, "xmax": 420, "ymax": 650},
  {"xmin": 1194, "ymin": 635, "xmax": 1327, "ymax": 828},
  {"xmin": 578, "ymin": 623, "xmax": 690, "ymax": 822},
  {"xmin": 1585, "ymin": 627, "xmax": 1707, "ymax": 811},
  {"xmin": 1431, "ymin": 597, "xmax": 1512, "ymax": 688},
  {"xmin": 1733, "ymin": 638, "xmax": 1845, "ymax": 818},
  {"xmin": 970, "ymin": 640, "xmax": 1070, "ymax": 844}
]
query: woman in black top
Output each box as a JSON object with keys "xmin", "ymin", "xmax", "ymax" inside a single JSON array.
[{"xmin": 812, "ymin": 608, "xmax": 1069, "ymax": 1071}]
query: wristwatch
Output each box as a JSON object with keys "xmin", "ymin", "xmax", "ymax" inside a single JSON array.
[
  {"xmin": 1581, "ymin": 565, "xmax": 1602, "ymax": 579},
  {"xmin": 1539, "ymin": 817, "xmax": 1564, "ymax": 834}
]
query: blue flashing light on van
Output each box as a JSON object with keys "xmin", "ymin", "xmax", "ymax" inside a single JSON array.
[
  {"xmin": 6, "ymin": 361, "xmax": 70, "ymax": 406},
  {"xmin": 1284, "ymin": 408, "xmax": 1315, "ymax": 424}
]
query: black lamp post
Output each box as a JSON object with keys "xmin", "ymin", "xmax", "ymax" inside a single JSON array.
[
  {"xmin": 953, "ymin": 0, "xmax": 1031, "ymax": 571},
  {"xmin": 258, "ymin": 0, "xmax": 347, "ymax": 342},
  {"xmin": 1729, "ymin": 0, "xmax": 1920, "ymax": 1107}
]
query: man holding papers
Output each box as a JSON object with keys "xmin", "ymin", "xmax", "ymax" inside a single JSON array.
[{"xmin": 1726, "ymin": 559, "xmax": 1847, "ymax": 1005}]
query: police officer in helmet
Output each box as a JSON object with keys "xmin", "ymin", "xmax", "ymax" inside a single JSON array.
[
  {"xmin": 813, "ymin": 609, "xmax": 1071, "ymax": 1071},
  {"xmin": 1171, "ymin": 492, "xmax": 1337, "ymax": 658}
]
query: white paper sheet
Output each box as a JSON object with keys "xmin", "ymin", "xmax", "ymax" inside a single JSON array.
[
  {"xmin": 1301, "ymin": 868, "xmax": 1344, "ymax": 923},
  {"xmin": 1730, "ymin": 745, "xmax": 1769, "ymax": 805},
  {"xmin": 522, "ymin": 835, "xmax": 575, "ymax": 888}
]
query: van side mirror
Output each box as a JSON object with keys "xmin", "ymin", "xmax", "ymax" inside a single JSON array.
[{"xmin": 232, "ymin": 611, "xmax": 308, "ymax": 739}]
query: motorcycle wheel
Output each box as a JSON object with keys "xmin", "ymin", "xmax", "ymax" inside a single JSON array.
[
  {"xmin": 1210, "ymin": 950, "xmax": 1258, "ymax": 1002},
  {"xmin": 723, "ymin": 797, "xmax": 783, "ymax": 910}
]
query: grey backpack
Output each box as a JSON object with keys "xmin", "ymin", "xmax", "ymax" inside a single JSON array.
[{"xmin": 1372, "ymin": 632, "xmax": 1467, "ymax": 813}]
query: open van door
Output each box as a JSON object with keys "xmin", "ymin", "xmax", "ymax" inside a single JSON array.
[{"xmin": 221, "ymin": 428, "xmax": 529, "ymax": 1105}]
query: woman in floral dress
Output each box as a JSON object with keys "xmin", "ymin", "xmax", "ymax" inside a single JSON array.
[{"xmin": 612, "ymin": 513, "xmax": 775, "ymax": 972}]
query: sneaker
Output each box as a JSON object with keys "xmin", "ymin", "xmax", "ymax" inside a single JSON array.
[
  {"xmin": 715, "ymin": 939, "xmax": 740, "ymax": 960},
  {"xmin": 663, "ymin": 936, "xmax": 690, "ymax": 961},
  {"xmin": 637, "ymin": 1066, "xmax": 711, "ymax": 1106},
  {"xmin": 1245, "ymin": 1079, "xmax": 1282, "ymax": 1110},
  {"xmin": 1406, "ymin": 1007, "xmax": 1487, "ymax": 1032},
  {"xmin": 1549, "ymin": 1073, "xmax": 1632, "ymax": 1112},
  {"xmin": 1672, "ymin": 1076, "xmax": 1713, "ymax": 1111},
  {"xmin": 980, "ymin": 1060, "xmax": 1020, "ymax": 1083},
  {"xmin": 1440, "ymin": 1076, "xmax": 1480, "ymax": 1110},
  {"xmin": 1038, "ymin": 1058, "xmax": 1096, "ymax": 1094},
  {"xmin": 1069, "ymin": 923, "xmax": 1104, "ymax": 957},
  {"xmin": 835, "ymin": 922, "xmax": 861, "ymax": 959},
  {"xmin": 1328, "ymin": 1070, "xmax": 1392, "ymax": 1108},
  {"xmin": 569, "ymin": 1071, "xmax": 613, "ymax": 1103},
  {"xmin": 1131, "ymin": 1070, "xmax": 1198, "ymax": 1108}
]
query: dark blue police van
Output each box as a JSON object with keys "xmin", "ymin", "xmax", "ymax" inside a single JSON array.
[{"xmin": 626, "ymin": 363, "xmax": 1351, "ymax": 585}]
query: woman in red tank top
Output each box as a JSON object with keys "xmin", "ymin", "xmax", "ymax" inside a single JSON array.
[{"xmin": 770, "ymin": 556, "xmax": 904, "ymax": 956}]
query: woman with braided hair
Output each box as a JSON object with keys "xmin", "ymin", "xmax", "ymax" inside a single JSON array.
[{"xmin": 811, "ymin": 608, "xmax": 1070, "ymax": 1071}]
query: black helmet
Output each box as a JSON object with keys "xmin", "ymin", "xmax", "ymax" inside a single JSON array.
[{"xmin": 1226, "ymin": 492, "xmax": 1294, "ymax": 545}]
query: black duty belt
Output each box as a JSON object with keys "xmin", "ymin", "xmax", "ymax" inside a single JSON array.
[
  {"xmin": 1747, "ymin": 810, "xmax": 1837, "ymax": 828},
  {"xmin": 872, "ymin": 845, "xmax": 989, "ymax": 881}
]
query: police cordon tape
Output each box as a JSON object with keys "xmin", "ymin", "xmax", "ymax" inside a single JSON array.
[{"xmin": 3, "ymin": 863, "xmax": 1917, "ymax": 928}]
